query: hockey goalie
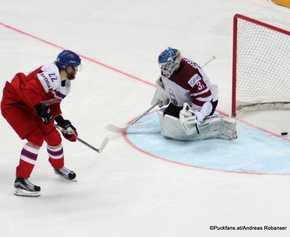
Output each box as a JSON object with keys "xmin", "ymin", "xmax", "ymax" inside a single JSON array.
[{"xmin": 151, "ymin": 47, "xmax": 237, "ymax": 141}]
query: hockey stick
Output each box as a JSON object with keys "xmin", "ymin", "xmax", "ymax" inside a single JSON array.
[
  {"xmin": 54, "ymin": 124, "xmax": 109, "ymax": 153},
  {"xmin": 201, "ymin": 55, "xmax": 216, "ymax": 68},
  {"xmin": 105, "ymin": 102, "xmax": 159, "ymax": 133}
]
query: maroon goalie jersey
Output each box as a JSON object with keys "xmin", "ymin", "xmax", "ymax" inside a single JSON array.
[{"xmin": 161, "ymin": 57, "xmax": 219, "ymax": 111}]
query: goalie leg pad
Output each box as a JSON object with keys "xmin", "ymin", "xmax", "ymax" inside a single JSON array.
[
  {"xmin": 197, "ymin": 114, "xmax": 237, "ymax": 140},
  {"xmin": 219, "ymin": 116, "xmax": 237, "ymax": 140},
  {"xmin": 159, "ymin": 113, "xmax": 197, "ymax": 140},
  {"xmin": 158, "ymin": 112, "xmax": 237, "ymax": 141}
]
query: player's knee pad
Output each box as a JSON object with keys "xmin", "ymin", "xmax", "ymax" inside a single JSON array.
[{"xmin": 45, "ymin": 129, "xmax": 62, "ymax": 147}]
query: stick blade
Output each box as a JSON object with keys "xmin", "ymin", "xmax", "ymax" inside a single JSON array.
[
  {"xmin": 105, "ymin": 124, "xmax": 127, "ymax": 133},
  {"xmin": 98, "ymin": 137, "xmax": 109, "ymax": 153}
]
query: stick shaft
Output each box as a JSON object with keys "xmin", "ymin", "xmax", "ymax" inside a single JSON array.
[
  {"xmin": 53, "ymin": 124, "xmax": 106, "ymax": 153},
  {"xmin": 127, "ymin": 102, "xmax": 159, "ymax": 128},
  {"xmin": 76, "ymin": 137, "xmax": 100, "ymax": 152},
  {"xmin": 105, "ymin": 102, "xmax": 158, "ymax": 133},
  {"xmin": 201, "ymin": 55, "xmax": 216, "ymax": 68}
]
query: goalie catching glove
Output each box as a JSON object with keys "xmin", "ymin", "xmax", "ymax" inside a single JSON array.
[
  {"xmin": 179, "ymin": 103, "xmax": 204, "ymax": 135},
  {"xmin": 55, "ymin": 115, "xmax": 78, "ymax": 142},
  {"xmin": 151, "ymin": 77, "xmax": 169, "ymax": 107}
]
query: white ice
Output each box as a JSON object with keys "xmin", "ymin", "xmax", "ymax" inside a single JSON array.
[{"xmin": 0, "ymin": 0, "xmax": 290, "ymax": 236}]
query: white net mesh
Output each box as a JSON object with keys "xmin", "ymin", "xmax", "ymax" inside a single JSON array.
[{"xmin": 234, "ymin": 14, "xmax": 290, "ymax": 114}]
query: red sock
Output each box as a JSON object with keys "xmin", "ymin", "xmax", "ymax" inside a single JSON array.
[
  {"xmin": 16, "ymin": 144, "xmax": 39, "ymax": 178},
  {"xmin": 47, "ymin": 144, "xmax": 64, "ymax": 169}
]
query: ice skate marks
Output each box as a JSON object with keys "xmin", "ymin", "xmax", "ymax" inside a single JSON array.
[{"xmin": 124, "ymin": 111, "xmax": 290, "ymax": 175}]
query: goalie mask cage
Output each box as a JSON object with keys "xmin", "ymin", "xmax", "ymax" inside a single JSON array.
[{"xmin": 231, "ymin": 14, "xmax": 290, "ymax": 117}]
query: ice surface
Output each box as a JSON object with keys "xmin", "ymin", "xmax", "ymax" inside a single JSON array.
[{"xmin": 1, "ymin": 0, "xmax": 290, "ymax": 236}]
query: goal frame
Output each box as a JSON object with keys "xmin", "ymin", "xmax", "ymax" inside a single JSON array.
[{"xmin": 231, "ymin": 14, "xmax": 290, "ymax": 117}]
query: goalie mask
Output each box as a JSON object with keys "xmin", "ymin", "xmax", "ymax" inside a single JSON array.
[{"xmin": 158, "ymin": 47, "xmax": 182, "ymax": 78}]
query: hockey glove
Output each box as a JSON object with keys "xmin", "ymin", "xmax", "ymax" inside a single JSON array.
[
  {"xmin": 34, "ymin": 103, "xmax": 53, "ymax": 125},
  {"xmin": 151, "ymin": 77, "xmax": 169, "ymax": 107},
  {"xmin": 179, "ymin": 103, "xmax": 200, "ymax": 135},
  {"xmin": 55, "ymin": 115, "xmax": 78, "ymax": 142}
]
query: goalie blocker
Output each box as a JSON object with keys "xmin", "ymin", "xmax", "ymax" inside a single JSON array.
[{"xmin": 158, "ymin": 109, "xmax": 237, "ymax": 141}]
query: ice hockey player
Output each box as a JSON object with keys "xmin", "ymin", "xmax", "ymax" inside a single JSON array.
[
  {"xmin": 1, "ymin": 50, "xmax": 81, "ymax": 197},
  {"xmin": 151, "ymin": 47, "xmax": 237, "ymax": 141}
]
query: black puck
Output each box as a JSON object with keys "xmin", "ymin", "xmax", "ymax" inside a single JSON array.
[{"xmin": 281, "ymin": 132, "xmax": 288, "ymax": 136}]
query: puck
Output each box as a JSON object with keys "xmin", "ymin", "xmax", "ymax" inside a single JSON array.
[{"xmin": 281, "ymin": 132, "xmax": 288, "ymax": 136}]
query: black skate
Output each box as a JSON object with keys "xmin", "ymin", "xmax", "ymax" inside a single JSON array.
[
  {"xmin": 54, "ymin": 167, "xmax": 76, "ymax": 181},
  {"xmin": 14, "ymin": 176, "xmax": 41, "ymax": 197}
]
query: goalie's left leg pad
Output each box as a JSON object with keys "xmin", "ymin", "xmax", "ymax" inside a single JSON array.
[
  {"xmin": 219, "ymin": 115, "xmax": 237, "ymax": 140},
  {"xmin": 196, "ymin": 114, "xmax": 237, "ymax": 140}
]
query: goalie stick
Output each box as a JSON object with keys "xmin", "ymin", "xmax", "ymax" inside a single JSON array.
[
  {"xmin": 105, "ymin": 56, "xmax": 216, "ymax": 133},
  {"xmin": 54, "ymin": 125, "xmax": 109, "ymax": 153},
  {"xmin": 105, "ymin": 102, "xmax": 159, "ymax": 133},
  {"xmin": 201, "ymin": 55, "xmax": 216, "ymax": 68}
]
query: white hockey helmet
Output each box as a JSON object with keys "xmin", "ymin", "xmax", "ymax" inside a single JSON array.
[{"xmin": 158, "ymin": 47, "xmax": 182, "ymax": 78}]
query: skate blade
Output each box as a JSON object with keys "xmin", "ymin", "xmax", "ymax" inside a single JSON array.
[
  {"xmin": 14, "ymin": 188, "xmax": 41, "ymax": 197},
  {"xmin": 55, "ymin": 174, "xmax": 77, "ymax": 182}
]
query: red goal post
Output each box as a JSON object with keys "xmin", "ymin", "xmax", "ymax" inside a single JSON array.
[{"xmin": 231, "ymin": 14, "xmax": 290, "ymax": 117}]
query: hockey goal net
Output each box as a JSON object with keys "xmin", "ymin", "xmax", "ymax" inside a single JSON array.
[{"xmin": 231, "ymin": 14, "xmax": 290, "ymax": 117}]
